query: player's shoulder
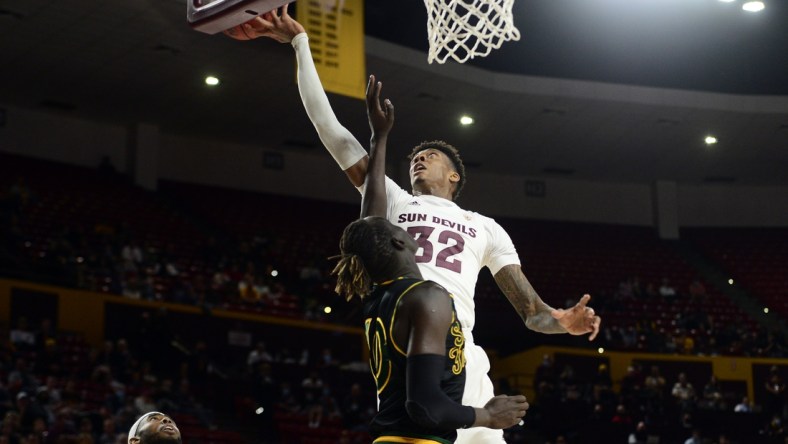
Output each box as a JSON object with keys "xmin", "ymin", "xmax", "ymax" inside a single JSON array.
[
  {"xmin": 401, "ymin": 280, "xmax": 453, "ymax": 310},
  {"xmin": 457, "ymin": 205, "xmax": 506, "ymax": 231}
]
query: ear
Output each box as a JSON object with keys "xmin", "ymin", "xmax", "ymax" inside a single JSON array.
[
  {"xmin": 448, "ymin": 171, "xmax": 460, "ymax": 184},
  {"xmin": 390, "ymin": 233, "xmax": 407, "ymax": 251}
]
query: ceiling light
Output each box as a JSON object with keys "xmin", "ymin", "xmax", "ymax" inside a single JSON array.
[
  {"xmin": 704, "ymin": 136, "xmax": 718, "ymax": 145},
  {"xmin": 742, "ymin": 1, "xmax": 765, "ymax": 12},
  {"xmin": 459, "ymin": 115, "xmax": 474, "ymax": 126},
  {"xmin": 718, "ymin": 0, "xmax": 735, "ymax": 2},
  {"xmin": 205, "ymin": 76, "xmax": 220, "ymax": 86}
]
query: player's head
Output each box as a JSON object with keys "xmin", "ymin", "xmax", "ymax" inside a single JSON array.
[
  {"xmin": 332, "ymin": 216, "xmax": 418, "ymax": 301},
  {"xmin": 128, "ymin": 412, "xmax": 181, "ymax": 444},
  {"xmin": 408, "ymin": 141, "xmax": 467, "ymax": 200}
]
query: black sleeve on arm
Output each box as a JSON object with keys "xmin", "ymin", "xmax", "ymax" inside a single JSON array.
[{"xmin": 405, "ymin": 354, "xmax": 476, "ymax": 430}]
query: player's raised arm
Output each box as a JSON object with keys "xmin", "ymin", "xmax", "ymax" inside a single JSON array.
[
  {"xmin": 360, "ymin": 75, "xmax": 393, "ymax": 219},
  {"xmin": 494, "ymin": 265, "xmax": 601, "ymax": 340},
  {"xmin": 237, "ymin": 5, "xmax": 370, "ymax": 187}
]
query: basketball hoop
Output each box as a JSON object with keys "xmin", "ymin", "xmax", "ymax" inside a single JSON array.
[
  {"xmin": 187, "ymin": 0, "xmax": 290, "ymax": 34},
  {"xmin": 424, "ymin": 0, "xmax": 520, "ymax": 64}
]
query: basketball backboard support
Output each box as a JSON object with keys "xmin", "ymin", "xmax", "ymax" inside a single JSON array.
[{"xmin": 187, "ymin": 0, "xmax": 291, "ymax": 34}]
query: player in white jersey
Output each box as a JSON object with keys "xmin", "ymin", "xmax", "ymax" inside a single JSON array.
[{"xmin": 238, "ymin": 7, "xmax": 601, "ymax": 443}]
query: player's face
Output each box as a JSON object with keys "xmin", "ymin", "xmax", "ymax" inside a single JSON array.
[
  {"xmin": 409, "ymin": 149, "xmax": 457, "ymax": 189},
  {"xmin": 131, "ymin": 414, "xmax": 181, "ymax": 444}
]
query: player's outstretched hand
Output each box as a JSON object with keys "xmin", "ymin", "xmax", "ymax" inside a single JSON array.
[
  {"xmin": 224, "ymin": 3, "xmax": 305, "ymax": 42},
  {"xmin": 366, "ymin": 74, "xmax": 394, "ymax": 139},
  {"xmin": 478, "ymin": 394, "xmax": 528, "ymax": 429},
  {"xmin": 551, "ymin": 293, "xmax": 601, "ymax": 340}
]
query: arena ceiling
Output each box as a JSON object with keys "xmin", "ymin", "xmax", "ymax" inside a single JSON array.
[{"xmin": 0, "ymin": 0, "xmax": 786, "ymax": 185}]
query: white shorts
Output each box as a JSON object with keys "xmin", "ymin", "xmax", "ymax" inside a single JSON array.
[{"xmin": 455, "ymin": 328, "xmax": 506, "ymax": 444}]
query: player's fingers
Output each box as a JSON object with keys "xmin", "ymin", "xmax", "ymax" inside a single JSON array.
[
  {"xmin": 576, "ymin": 293, "xmax": 591, "ymax": 308},
  {"xmin": 280, "ymin": 4, "xmax": 289, "ymax": 17},
  {"xmin": 384, "ymin": 99, "xmax": 394, "ymax": 120},
  {"xmin": 585, "ymin": 306, "xmax": 595, "ymax": 317},
  {"xmin": 365, "ymin": 75, "xmax": 375, "ymax": 101},
  {"xmin": 258, "ymin": 13, "xmax": 275, "ymax": 27},
  {"xmin": 270, "ymin": 6, "xmax": 281, "ymax": 22},
  {"xmin": 588, "ymin": 316, "xmax": 601, "ymax": 341},
  {"xmin": 374, "ymin": 81, "xmax": 383, "ymax": 112}
]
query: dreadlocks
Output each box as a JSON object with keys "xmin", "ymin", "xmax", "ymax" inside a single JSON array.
[
  {"xmin": 408, "ymin": 140, "xmax": 467, "ymax": 200},
  {"xmin": 332, "ymin": 217, "xmax": 395, "ymax": 301}
]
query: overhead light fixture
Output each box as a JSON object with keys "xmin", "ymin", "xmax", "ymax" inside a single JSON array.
[
  {"xmin": 205, "ymin": 75, "xmax": 220, "ymax": 86},
  {"xmin": 459, "ymin": 115, "xmax": 474, "ymax": 126},
  {"xmin": 742, "ymin": 1, "xmax": 765, "ymax": 12},
  {"xmin": 704, "ymin": 135, "xmax": 718, "ymax": 145},
  {"xmin": 718, "ymin": 0, "xmax": 735, "ymax": 3}
]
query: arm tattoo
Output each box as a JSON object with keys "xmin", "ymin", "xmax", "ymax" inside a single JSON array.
[{"xmin": 493, "ymin": 264, "xmax": 566, "ymax": 334}]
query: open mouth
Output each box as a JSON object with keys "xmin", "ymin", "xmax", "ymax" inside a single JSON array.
[
  {"xmin": 161, "ymin": 426, "xmax": 176, "ymax": 433},
  {"xmin": 412, "ymin": 164, "xmax": 426, "ymax": 174}
]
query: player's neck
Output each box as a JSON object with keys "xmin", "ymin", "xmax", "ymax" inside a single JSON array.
[
  {"xmin": 381, "ymin": 260, "xmax": 422, "ymax": 282},
  {"xmin": 412, "ymin": 184, "xmax": 453, "ymax": 201}
]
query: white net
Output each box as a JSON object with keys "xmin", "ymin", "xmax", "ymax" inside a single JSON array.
[{"xmin": 424, "ymin": 0, "xmax": 520, "ymax": 64}]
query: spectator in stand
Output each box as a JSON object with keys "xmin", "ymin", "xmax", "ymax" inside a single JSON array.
[
  {"xmin": 620, "ymin": 365, "xmax": 643, "ymax": 403},
  {"xmin": 684, "ymin": 429, "xmax": 702, "ymax": 444},
  {"xmin": 16, "ymin": 392, "xmax": 47, "ymax": 435},
  {"xmin": 644, "ymin": 282, "xmax": 659, "ymax": 299},
  {"xmin": 275, "ymin": 348, "xmax": 296, "ymax": 365},
  {"xmin": 98, "ymin": 418, "xmax": 118, "ymax": 444},
  {"xmin": 628, "ymin": 421, "xmax": 648, "ymax": 444},
  {"xmin": 318, "ymin": 385, "xmax": 342, "ymax": 423},
  {"xmin": 237, "ymin": 272, "xmax": 258, "ymax": 304},
  {"xmin": 610, "ymin": 404, "xmax": 633, "ymax": 442},
  {"xmin": 247, "ymin": 342, "xmax": 273, "ymax": 369},
  {"xmin": 765, "ymin": 367, "xmax": 786, "ymax": 418},
  {"xmin": 733, "ymin": 396, "xmax": 752, "ymax": 413},
  {"xmin": 134, "ymin": 391, "xmax": 157, "ymax": 416},
  {"xmin": 252, "ymin": 277, "xmax": 270, "ymax": 302},
  {"xmin": 617, "ymin": 278, "xmax": 634, "ymax": 301},
  {"xmin": 77, "ymin": 416, "xmax": 96, "ymax": 443},
  {"xmin": 10, "ymin": 318, "xmax": 36, "ymax": 353},
  {"xmin": 644, "ymin": 366, "xmax": 666, "ymax": 409},
  {"xmin": 700, "ymin": 375, "xmax": 724, "ymax": 411},
  {"xmin": 672, "ymin": 373, "xmax": 696, "ymax": 412},
  {"xmin": 688, "ymin": 279, "xmax": 707, "ymax": 303},
  {"xmin": 534, "ymin": 354, "xmax": 557, "ymax": 389},
  {"xmin": 301, "ymin": 370, "xmax": 324, "ymax": 428},
  {"xmin": 659, "ymin": 278, "xmax": 677, "ymax": 301},
  {"xmin": 318, "ymin": 347, "xmax": 338, "ymax": 368},
  {"xmin": 621, "ymin": 325, "xmax": 638, "ymax": 349},
  {"xmin": 341, "ymin": 383, "xmax": 373, "ymax": 432},
  {"xmin": 276, "ymin": 382, "xmax": 301, "ymax": 413}
]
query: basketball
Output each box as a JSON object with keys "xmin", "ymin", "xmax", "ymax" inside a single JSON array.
[{"xmin": 222, "ymin": 23, "xmax": 254, "ymax": 41}]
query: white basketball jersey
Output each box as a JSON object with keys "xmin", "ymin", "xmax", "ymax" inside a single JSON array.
[{"xmin": 383, "ymin": 178, "xmax": 520, "ymax": 331}]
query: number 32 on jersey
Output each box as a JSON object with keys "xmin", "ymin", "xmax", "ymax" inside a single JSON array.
[{"xmin": 407, "ymin": 226, "xmax": 464, "ymax": 273}]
